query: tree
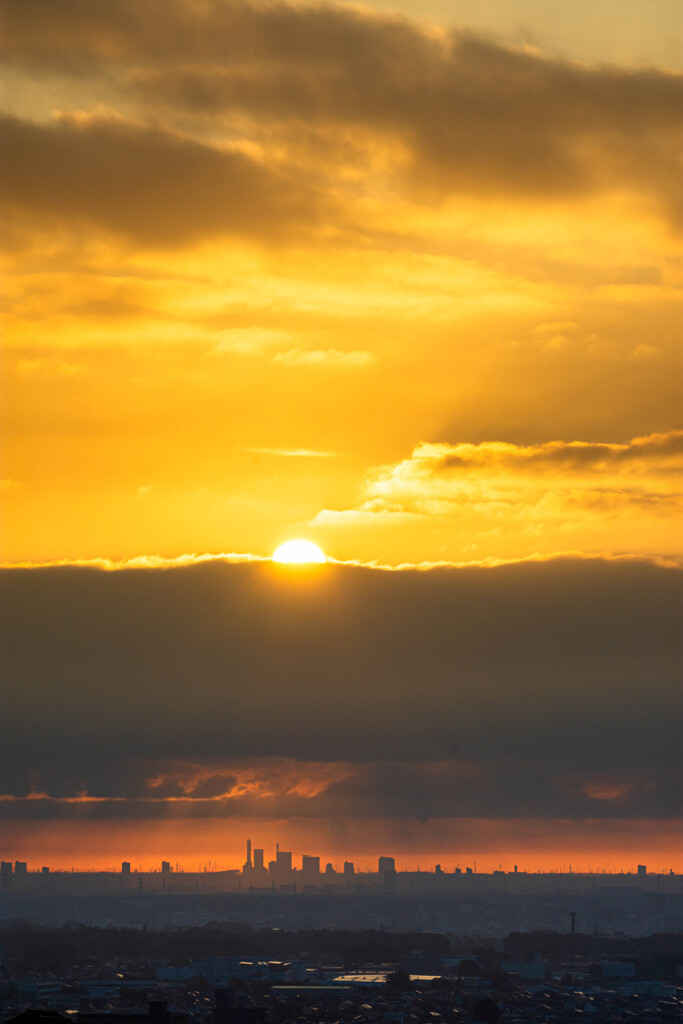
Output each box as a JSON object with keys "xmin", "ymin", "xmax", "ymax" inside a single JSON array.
[
  {"xmin": 472, "ymin": 998, "xmax": 501, "ymax": 1023},
  {"xmin": 386, "ymin": 970, "xmax": 412, "ymax": 992}
]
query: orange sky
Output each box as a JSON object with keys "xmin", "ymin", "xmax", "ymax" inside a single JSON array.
[
  {"xmin": 5, "ymin": 817, "xmax": 683, "ymax": 876},
  {"xmin": 1, "ymin": 0, "xmax": 681, "ymax": 873}
]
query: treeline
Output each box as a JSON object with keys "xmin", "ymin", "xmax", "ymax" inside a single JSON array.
[
  {"xmin": 0, "ymin": 922, "xmax": 449, "ymax": 973},
  {"xmin": 2, "ymin": 922, "xmax": 682, "ymax": 977},
  {"xmin": 501, "ymin": 929, "xmax": 683, "ymax": 960},
  {"xmin": 500, "ymin": 930, "xmax": 683, "ymax": 979}
]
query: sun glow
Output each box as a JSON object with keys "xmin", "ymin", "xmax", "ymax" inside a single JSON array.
[{"xmin": 272, "ymin": 540, "xmax": 326, "ymax": 563}]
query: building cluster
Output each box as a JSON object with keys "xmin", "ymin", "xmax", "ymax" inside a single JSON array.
[
  {"xmin": 3, "ymin": 847, "xmax": 403, "ymax": 893},
  {"xmin": 1, "ymin": 863, "xmax": 29, "ymax": 875},
  {"xmin": 240, "ymin": 842, "xmax": 397, "ymax": 889},
  {"xmin": 2, "ymin": 946, "xmax": 682, "ymax": 1023},
  {"xmin": 2, "ymin": 849, "xmax": 664, "ymax": 889}
]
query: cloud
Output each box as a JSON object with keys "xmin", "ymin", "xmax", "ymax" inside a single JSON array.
[
  {"xmin": 312, "ymin": 430, "xmax": 683, "ymax": 559},
  {"xmin": 211, "ymin": 328, "xmax": 294, "ymax": 356},
  {"xmin": 530, "ymin": 322, "xmax": 581, "ymax": 336},
  {"xmin": 13, "ymin": 357, "xmax": 87, "ymax": 377},
  {"xmin": 0, "ymin": 757, "xmax": 679, "ymax": 827},
  {"xmin": 1, "ymin": 0, "xmax": 680, "ymax": 221},
  {"xmin": 144, "ymin": 757, "xmax": 356, "ymax": 801},
  {"xmin": 1, "ymin": 557, "xmax": 680, "ymax": 828},
  {"xmin": 0, "ymin": 113, "xmax": 330, "ymax": 247},
  {"xmin": 272, "ymin": 348, "xmax": 376, "ymax": 368},
  {"xmin": 630, "ymin": 344, "xmax": 662, "ymax": 360},
  {"xmin": 0, "ymin": 756, "xmax": 677, "ymax": 823},
  {"xmin": 372, "ymin": 429, "xmax": 682, "ymax": 483},
  {"xmin": 237, "ymin": 447, "xmax": 343, "ymax": 458},
  {"xmin": 1, "ymin": 552, "xmax": 267, "ymax": 570}
]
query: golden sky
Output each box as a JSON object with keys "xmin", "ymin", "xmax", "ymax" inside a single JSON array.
[
  {"xmin": 1, "ymin": 0, "xmax": 681, "ymax": 872},
  {"xmin": 1, "ymin": 0, "xmax": 681, "ymax": 567}
]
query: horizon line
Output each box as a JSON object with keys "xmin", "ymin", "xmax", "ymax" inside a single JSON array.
[{"xmin": 2, "ymin": 549, "xmax": 681, "ymax": 573}]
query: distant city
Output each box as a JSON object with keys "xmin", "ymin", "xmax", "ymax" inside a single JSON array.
[
  {"xmin": 2, "ymin": 841, "xmax": 682, "ymax": 939},
  {"xmin": 1, "ymin": 839, "xmax": 679, "ymax": 897},
  {"xmin": 1, "ymin": 839, "xmax": 675, "ymax": 887}
]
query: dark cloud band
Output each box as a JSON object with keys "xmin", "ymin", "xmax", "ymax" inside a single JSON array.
[{"xmin": 1, "ymin": 557, "xmax": 680, "ymax": 824}]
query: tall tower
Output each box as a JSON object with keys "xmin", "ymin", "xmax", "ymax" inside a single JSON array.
[
  {"xmin": 246, "ymin": 839, "xmax": 252, "ymax": 867},
  {"xmin": 378, "ymin": 856, "xmax": 396, "ymax": 888}
]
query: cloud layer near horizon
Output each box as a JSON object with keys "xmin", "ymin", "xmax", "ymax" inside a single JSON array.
[{"xmin": 2, "ymin": 558, "xmax": 681, "ymax": 836}]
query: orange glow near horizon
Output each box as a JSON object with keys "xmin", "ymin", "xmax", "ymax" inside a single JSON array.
[{"xmin": 4, "ymin": 819, "xmax": 683, "ymax": 876}]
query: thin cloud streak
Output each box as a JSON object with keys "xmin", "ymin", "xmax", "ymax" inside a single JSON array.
[
  {"xmin": 237, "ymin": 447, "xmax": 346, "ymax": 458},
  {"xmin": 0, "ymin": 552, "xmax": 269, "ymax": 571}
]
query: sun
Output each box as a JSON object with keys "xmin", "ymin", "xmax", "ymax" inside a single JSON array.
[{"xmin": 272, "ymin": 540, "xmax": 326, "ymax": 563}]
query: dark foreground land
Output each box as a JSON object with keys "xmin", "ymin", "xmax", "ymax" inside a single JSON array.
[
  {"xmin": 2, "ymin": 872, "xmax": 682, "ymax": 936},
  {"xmin": 2, "ymin": 923, "xmax": 683, "ymax": 1023}
]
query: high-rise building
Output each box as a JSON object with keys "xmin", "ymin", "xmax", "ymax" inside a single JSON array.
[
  {"xmin": 161, "ymin": 860, "xmax": 172, "ymax": 874},
  {"xmin": 243, "ymin": 844, "xmax": 267, "ymax": 885},
  {"xmin": 276, "ymin": 850, "xmax": 292, "ymax": 870},
  {"xmin": 121, "ymin": 861, "xmax": 131, "ymax": 874},
  {"xmin": 0, "ymin": 861, "xmax": 12, "ymax": 875},
  {"xmin": 14, "ymin": 861, "xmax": 27, "ymax": 874},
  {"xmin": 301, "ymin": 855, "xmax": 320, "ymax": 876},
  {"xmin": 378, "ymin": 856, "xmax": 396, "ymax": 887},
  {"xmin": 343, "ymin": 861, "xmax": 355, "ymax": 875},
  {"xmin": 268, "ymin": 848, "xmax": 293, "ymax": 886}
]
